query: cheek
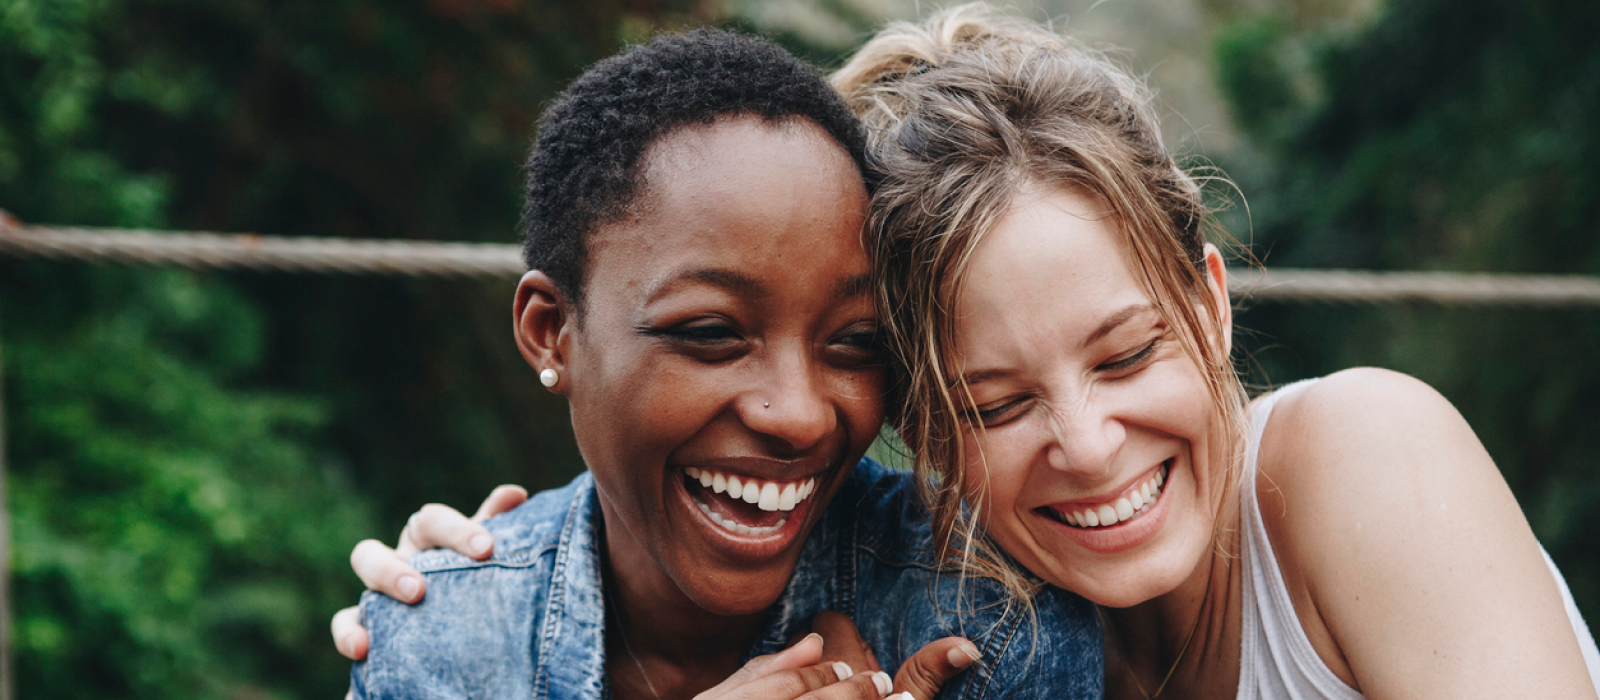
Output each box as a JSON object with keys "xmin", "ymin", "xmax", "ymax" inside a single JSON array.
[{"xmin": 960, "ymin": 427, "xmax": 1035, "ymax": 533}]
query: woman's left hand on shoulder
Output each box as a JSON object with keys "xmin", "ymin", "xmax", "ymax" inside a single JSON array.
[{"xmin": 1258, "ymin": 368, "xmax": 1596, "ymax": 699}]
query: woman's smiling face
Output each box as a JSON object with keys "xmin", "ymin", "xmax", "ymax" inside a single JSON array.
[
  {"xmin": 554, "ymin": 116, "xmax": 883, "ymax": 616},
  {"xmin": 950, "ymin": 184, "xmax": 1227, "ymax": 608}
]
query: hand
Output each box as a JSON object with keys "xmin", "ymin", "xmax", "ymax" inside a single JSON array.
[
  {"xmin": 330, "ymin": 485, "xmax": 529, "ymax": 660},
  {"xmin": 808, "ymin": 611, "xmax": 981, "ymax": 700},
  {"xmin": 695, "ymin": 633, "xmax": 908, "ymax": 700}
]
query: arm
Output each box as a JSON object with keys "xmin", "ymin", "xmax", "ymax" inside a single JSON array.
[{"xmin": 1258, "ymin": 368, "xmax": 1596, "ymax": 699}]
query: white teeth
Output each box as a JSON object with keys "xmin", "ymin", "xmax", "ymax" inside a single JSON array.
[
  {"xmin": 686, "ymin": 468, "xmax": 821, "ymax": 518},
  {"xmin": 1058, "ymin": 465, "xmax": 1173, "ymax": 529},
  {"xmin": 1115, "ymin": 498, "xmax": 1134, "ymax": 521},
  {"xmin": 1096, "ymin": 504, "xmax": 1118, "ymax": 527}
]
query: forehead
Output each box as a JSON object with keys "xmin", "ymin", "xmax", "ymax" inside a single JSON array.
[
  {"xmin": 954, "ymin": 186, "xmax": 1150, "ymax": 357},
  {"xmin": 586, "ymin": 116, "xmax": 871, "ymax": 299}
]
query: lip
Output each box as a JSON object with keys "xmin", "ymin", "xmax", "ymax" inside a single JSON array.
[
  {"xmin": 1034, "ymin": 459, "xmax": 1176, "ymax": 555},
  {"xmin": 678, "ymin": 455, "xmax": 836, "ymax": 484},
  {"xmin": 671, "ymin": 460, "xmax": 835, "ymax": 561}
]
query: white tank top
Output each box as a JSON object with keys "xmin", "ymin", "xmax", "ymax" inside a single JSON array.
[{"xmin": 1235, "ymin": 378, "xmax": 1600, "ymax": 699}]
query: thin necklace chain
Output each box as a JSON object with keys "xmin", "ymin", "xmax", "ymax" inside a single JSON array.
[
  {"xmin": 1105, "ymin": 552, "xmax": 1214, "ymax": 699},
  {"xmin": 1121, "ymin": 607, "xmax": 1199, "ymax": 699},
  {"xmin": 605, "ymin": 580, "xmax": 663, "ymax": 700}
]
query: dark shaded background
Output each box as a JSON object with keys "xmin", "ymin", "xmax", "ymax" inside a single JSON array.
[{"xmin": 1, "ymin": 0, "xmax": 1595, "ymax": 696}]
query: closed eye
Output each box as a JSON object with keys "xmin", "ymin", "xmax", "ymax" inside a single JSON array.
[
  {"xmin": 968, "ymin": 396, "xmax": 1032, "ymax": 427},
  {"xmin": 638, "ymin": 320, "xmax": 746, "ymax": 361},
  {"xmin": 1098, "ymin": 339, "xmax": 1158, "ymax": 373}
]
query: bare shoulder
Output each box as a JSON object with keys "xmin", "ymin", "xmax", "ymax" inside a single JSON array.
[
  {"xmin": 1254, "ymin": 368, "xmax": 1596, "ymax": 697},
  {"xmin": 1258, "ymin": 368, "xmax": 1480, "ymax": 498}
]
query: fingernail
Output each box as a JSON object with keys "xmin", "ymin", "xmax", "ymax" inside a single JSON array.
[
  {"xmin": 801, "ymin": 632, "xmax": 823, "ymax": 647},
  {"xmin": 397, "ymin": 575, "xmax": 420, "ymax": 601},
  {"xmin": 339, "ymin": 632, "xmax": 357, "ymax": 657},
  {"xmin": 469, "ymin": 533, "xmax": 492, "ymax": 557},
  {"xmin": 867, "ymin": 670, "xmax": 893, "ymax": 695},
  {"xmin": 892, "ymin": 694, "xmax": 917, "ymax": 700},
  {"xmin": 832, "ymin": 661, "xmax": 852, "ymax": 682},
  {"xmin": 948, "ymin": 641, "xmax": 981, "ymax": 668}
]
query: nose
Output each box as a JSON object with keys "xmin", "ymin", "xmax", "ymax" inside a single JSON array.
[
  {"xmin": 1044, "ymin": 396, "xmax": 1126, "ymax": 476},
  {"xmin": 739, "ymin": 351, "xmax": 838, "ymax": 453}
]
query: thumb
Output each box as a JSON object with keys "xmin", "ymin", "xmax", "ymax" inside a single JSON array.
[{"xmin": 893, "ymin": 637, "xmax": 980, "ymax": 700}]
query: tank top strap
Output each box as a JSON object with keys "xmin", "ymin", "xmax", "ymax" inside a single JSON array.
[{"xmin": 1237, "ymin": 377, "xmax": 1366, "ymax": 700}]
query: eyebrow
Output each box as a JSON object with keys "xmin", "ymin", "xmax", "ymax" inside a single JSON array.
[
  {"xmin": 1085, "ymin": 303, "xmax": 1156, "ymax": 347},
  {"xmin": 833, "ymin": 273, "xmax": 874, "ymax": 301},
  {"xmin": 647, "ymin": 267, "xmax": 766, "ymax": 303}
]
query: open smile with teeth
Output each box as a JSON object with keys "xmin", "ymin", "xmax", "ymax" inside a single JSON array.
[
  {"xmin": 1046, "ymin": 461, "xmax": 1171, "ymax": 529},
  {"xmin": 683, "ymin": 467, "xmax": 819, "ymax": 537}
]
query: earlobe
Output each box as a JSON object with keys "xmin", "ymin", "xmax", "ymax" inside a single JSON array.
[
  {"xmin": 1201, "ymin": 244, "xmax": 1233, "ymax": 355},
  {"xmin": 514, "ymin": 271, "xmax": 572, "ymax": 394}
]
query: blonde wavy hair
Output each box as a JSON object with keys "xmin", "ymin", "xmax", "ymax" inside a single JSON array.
[{"xmin": 832, "ymin": 4, "xmax": 1250, "ymax": 603}]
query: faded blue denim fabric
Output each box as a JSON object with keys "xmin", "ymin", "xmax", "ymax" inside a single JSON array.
[{"xmin": 352, "ymin": 458, "xmax": 1102, "ymax": 699}]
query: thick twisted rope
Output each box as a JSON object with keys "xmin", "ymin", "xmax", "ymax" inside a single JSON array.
[{"xmin": 3, "ymin": 222, "xmax": 1600, "ymax": 306}]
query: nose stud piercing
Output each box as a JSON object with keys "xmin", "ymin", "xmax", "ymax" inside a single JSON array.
[
  {"xmin": 764, "ymin": 402, "xmax": 770, "ymax": 408},
  {"xmin": 539, "ymin": 368, "xmax": 559, "ymax": 388}
]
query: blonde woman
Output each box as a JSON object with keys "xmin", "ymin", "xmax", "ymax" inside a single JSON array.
[
  {"xmin": 339, "ymin": 6, "xmax": 1600, "ymax": 698},
  {"xmin": 830, "ymin": 5, "xmax": 1600, "ymax": 698}
]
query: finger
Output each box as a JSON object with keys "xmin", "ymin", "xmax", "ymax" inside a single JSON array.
[
  {"xmin": 470, "ymin": 485, "xmax": 529, "ymax": 522},
  {"xmin": 399, "ymin": 503, "xmax": 493, "ymax": 560},
  {"xmin": 891, "ymin": 637, "xmax": 981, "ymax": 700},
  {"xmin": 351, "ymin": 539, "xmax": 426, "ymax": 603},
  {"xmin": 697, "ymin": 634, "xmax": 825, "ymax": 697},
  {"xmin": 726, "ymin": 662, "xmax": 859, "ymax": 700},
  {"xmin": 798, "ymin": 669, "xmax": 894, "ymax": 700},
  {"xmin": 811, "ymin": 610, "xmax": 881, "ymax": 673},
  {"xmin": 331, "ymin": 606, "xmax": 370, "ymax": 660}
]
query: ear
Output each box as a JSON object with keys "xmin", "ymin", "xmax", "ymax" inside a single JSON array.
[
  {"xmin": 514, "ymin": 271, "xmax": 574, "ymax": 395},
  {"xmin": 1200, "ymin": 243, "xmax": 1233, "ymax": 355}
]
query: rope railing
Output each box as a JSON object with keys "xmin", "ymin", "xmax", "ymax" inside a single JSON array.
[{"xmin": 4, "ymin": 222, "xmax": 1600, "ymax": 306}]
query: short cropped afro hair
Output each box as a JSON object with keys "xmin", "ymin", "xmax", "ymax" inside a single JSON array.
[{"xmin": 521, "ymin": 29, "xmax": 868, "ymax": 308}]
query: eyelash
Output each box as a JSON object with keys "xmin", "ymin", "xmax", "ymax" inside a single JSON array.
[
  {"xmin": 640, "ymin": 321, "xmax": 884, "ymax": 365},
  {"xmin": 1099, "ymin": 338, "xmax": 1159, "ymax": 372}
]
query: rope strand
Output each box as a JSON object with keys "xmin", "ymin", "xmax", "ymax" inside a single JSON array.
[{"xmin": 4, "ymin": 220, "xmax": 1600, "ymax": 305}]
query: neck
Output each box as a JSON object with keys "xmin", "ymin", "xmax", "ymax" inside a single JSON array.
[
  {"xmin": 600, "ymin": 504, "xmax": 769, "ymax": 700},
  {"xmin": 1101, "ymin": 526, "xmax": 1243, "ymax": 700}
]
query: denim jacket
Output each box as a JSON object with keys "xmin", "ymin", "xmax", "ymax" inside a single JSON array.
[{"xmin": 352, "ymin": 458, "xmax": 1102, "ymax": 699}]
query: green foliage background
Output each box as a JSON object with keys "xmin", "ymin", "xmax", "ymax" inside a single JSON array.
[{"xmin": 0, "ymin": 0, "xmax": 1595, "ymax": 696}]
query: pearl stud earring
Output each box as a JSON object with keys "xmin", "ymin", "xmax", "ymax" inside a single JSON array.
[{"xmin": 539, "ymin": 368, "xmax": 559, "ymax": 388}]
